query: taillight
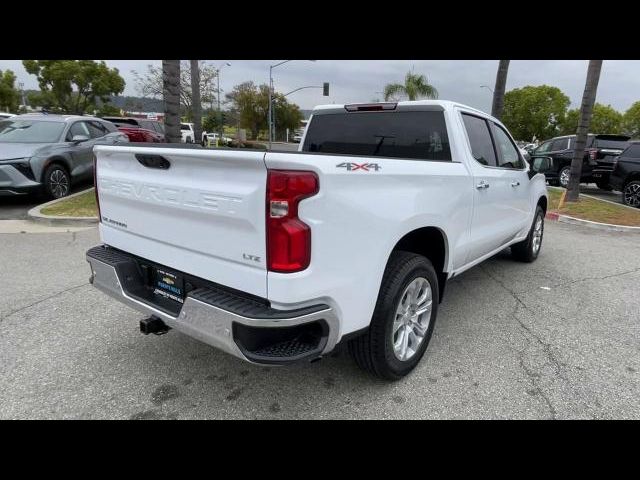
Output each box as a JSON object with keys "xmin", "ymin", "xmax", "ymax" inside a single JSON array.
[
  {"xmin": 93, "ymin": 154, "xmax": 101, "ymax": 222},
  {"xmin": 266, "ymin": 170, "xmax": 319, "ymax": 273}
]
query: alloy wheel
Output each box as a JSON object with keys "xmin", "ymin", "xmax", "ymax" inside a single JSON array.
[
  {"xmin": 392, "ymin": 277, "xmax": 433, "ymax": 361},
  {"xmin": 50, "ymin": 169, "xmax": 69, "ymax": 198}
]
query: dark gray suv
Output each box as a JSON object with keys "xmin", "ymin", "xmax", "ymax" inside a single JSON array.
[{"xmin": 0, "ymin": 114, "xmax": 128, "ymax": 199}]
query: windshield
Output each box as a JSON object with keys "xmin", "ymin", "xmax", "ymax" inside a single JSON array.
[{"xmin": 0, "ymin": 120, "xmax": 66, "ymax": 143}]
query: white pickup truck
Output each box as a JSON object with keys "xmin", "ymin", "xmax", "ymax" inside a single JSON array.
[{"xmin": 87, "ymin": 100, "xmax": 549, "ymax": 380}]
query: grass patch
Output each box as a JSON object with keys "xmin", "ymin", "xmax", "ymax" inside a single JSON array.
[
  {"xmin": 41, "ymin": 189, "xmax": 97, "ymax": 217},
  {"xmin": 547, "ymin": 187, "xmax": 640, "ymax": 227}
]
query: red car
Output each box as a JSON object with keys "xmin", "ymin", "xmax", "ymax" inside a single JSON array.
[{"xmin": 102, "ymin": 117, "xmax": 166, "ymax": 143}]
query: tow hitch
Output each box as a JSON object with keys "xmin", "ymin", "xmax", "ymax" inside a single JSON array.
[{"xmin": 140, "ymin": 316, "xmax": 170, "ymax": 335}]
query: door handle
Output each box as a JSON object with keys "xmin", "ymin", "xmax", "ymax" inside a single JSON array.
[
  {"xmin": 510, "ymin": 181, "xmax": 521, "ymax": 187},
  {"xmin": 476, "ymin": 181, "xmax": 490, "ymax": 190}
]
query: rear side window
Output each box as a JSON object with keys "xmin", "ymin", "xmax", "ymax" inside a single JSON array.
[
  {"xmin": 551, "ymin": 138, "xmax": 569, "ymax": 151},
  {"xmin": 623, "ymin": 144, "xmax": 640, "ymax": 158},
  {"xmin": 461, "ymin": 113, "xmax": 497, "ymax": 167},
  {"xmin": 302, "ymin": 111, "xmax": 451, "ymax": 161}
]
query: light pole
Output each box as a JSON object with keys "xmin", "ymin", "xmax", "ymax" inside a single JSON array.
[
  {"xmin": 269, "ymin": 60, "xmax": 315, "ymax": 148},
  {"xmin": 217, "ymin": 62, "xmax": 231, "ymax": 145},
  {"xmin": 480, "ymin": 85, "xmax": 494, "ymax": 94}
]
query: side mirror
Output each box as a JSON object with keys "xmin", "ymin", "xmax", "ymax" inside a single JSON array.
[{"xmin": 72, "ymin": 134, "xmax": 90, "ymax": 143}]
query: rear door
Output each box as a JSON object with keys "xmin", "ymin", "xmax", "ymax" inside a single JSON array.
[
  {"xmin": 460, "ymin": 112, "xmax": 527, "ymax": 263},
  {"xmin": 94, "ymin": 145, "xmax": 269, "ymax": 297}
]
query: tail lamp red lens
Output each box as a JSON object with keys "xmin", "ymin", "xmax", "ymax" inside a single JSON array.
[{"xmin": 266, "ymin": 170, "xmax": 319, "ymax": 273}]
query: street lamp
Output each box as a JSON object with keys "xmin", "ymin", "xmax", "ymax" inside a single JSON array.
[
  {"xmin": 269, "ymin": 60, "xmax": 315, "ymax": 148},
  {"xmin": 480, "ymin": 85, "xmax": 494, "ymax": 94},
  {"xmin": 217, "ymin": 62, "xmax": 231, "ymax": 144}
]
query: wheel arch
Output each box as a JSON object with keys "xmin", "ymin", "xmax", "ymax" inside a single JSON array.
[
  {"xmin": 41, "ymin": 156, "xmax": 71, "ymax": 183},
  {"xmin": 388, "ymin": 226, "xmax": 449, "ymax": 303}
]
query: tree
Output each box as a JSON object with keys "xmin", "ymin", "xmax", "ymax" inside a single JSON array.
[
  {"xmin": 383, "ymin": 72, "xmax": 438, "ymax": 101},
  {"xmin": 560, "ymin": 103, "xmax": 623, "ymax": 135},
  {"xmin": 190, "ymin": 60, "xmax": 202, "ymax": 143},
  {"xmin": 22, "ymin": 60, "xmax": 125, "ymax": 114},
  {"xmin": 491, "ymin": 60, "xmax": 510, "ymax": 120},
  {"xmin": 501, "ymin": 85, "xmax": 571, "ymax": 141},
  {"xmin": 133, "ymin": 61, "xmax": 218, "ymax": 115},
  {"xmin": 622, "ymin": 101, "xmax": 640, "ymax": 138},
  {"xmin": 226, "ymin": 82, "xmax": 267, "ymax": 140},
  {"xmin": 162, "ymin": 60, "xmax": 181, "ymax": 143},
  {"xmin": 566, "ymin": 60, "xmax": 603, "ymax": 202},
  {"xmin": 0, "ymin": 69, "xmax": 20, "ymax": 112},
  {"xmin": 226, "ymin": 82, "xmax": 302, "ymax": 141}
]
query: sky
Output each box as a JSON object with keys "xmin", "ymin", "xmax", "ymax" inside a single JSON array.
[{"xmin": 2, "ymin": 60, "xmax": 639, "ymax": 114}]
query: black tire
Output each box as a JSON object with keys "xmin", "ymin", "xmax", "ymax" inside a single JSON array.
[
  {"xmin": 596, "ymin": 181, "xmax": 613, "ymax": 191},
  {"xmin": 43, "ymin": 164, "xmax": 70, "ymax": 199},
  {"xmin": 511, "ymin": 205, "xmax": 545, "ymax": 262},
  {"xmin": 348, "ymin": 251, "xmax": 439, "ymax": 380},
  {"xmin": 622, "ymin": 180, "xmax": 640, "ymax": 208},
  {"xmin": 558, "ymin": 166, "xmax": 571, "ymax": 188},
  {"xmin": 186, "ymin": 137, "xmax": 193, "ymax": 143}
]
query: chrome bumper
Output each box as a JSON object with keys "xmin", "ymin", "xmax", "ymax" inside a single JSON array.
[{"xmin": 86, "ymin": 248, "xmax": 339, "ymax": 364}]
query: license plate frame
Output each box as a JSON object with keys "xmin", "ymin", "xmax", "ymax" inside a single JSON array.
[{"xmin": 153, "ymin": 267, "xmax": 185, "ymax": 304}]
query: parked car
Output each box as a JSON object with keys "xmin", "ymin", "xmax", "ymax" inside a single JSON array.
[
  {"xmin": 609, "ymin": 141, "xmax": 640, "ymax": 207},
  {"xmin": 533, "ymin": 133, "xmax": 631, "ymax": 189},
  {"xmin": 0, "ymin": 112, "xmax": 15, "ymax": 120},
  {"xmin": 87, "ymin": 100, "xmax": 549, "ymax": 380},
  {"xmin": 0, "ymin": 114, "xmax": 128, "ymax": 199},
  {"xmin": 101, "ymin": 117, "xmax": 166, "ymax": 143},
  {"xmin": 202, "ymin": 131, "xmax": 233, "ymax": 146},
  {"xmin": 181, "ymin": 123, "xmax": 195, "ymax": 143}
]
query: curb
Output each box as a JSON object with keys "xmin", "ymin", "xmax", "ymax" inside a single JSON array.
[
  {"xmin": 27, "ymin": 188, "xmax": 99, "ymax": 227},
  {"xmin": 545, "ymin": 211, "xmax": 640, "ymax": 233}
]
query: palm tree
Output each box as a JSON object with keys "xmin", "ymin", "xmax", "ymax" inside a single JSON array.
[
  {"xmin": 565, "ymin": 60, "xmax": 603, "ymax": 202},
  {"xmin": 190, "ymin": 60, "xmax": 202, "ymax": 145},
  {"xmin": 383, "ymin": 72, "xmax": 438, "ymax": 101},
  {"xmin": 162, "ymin": 60, "xmax": 181, "ymax": 143},
  {"xmin": 491, "ymin": 60, "xmax": 510, "ymax": 120}
]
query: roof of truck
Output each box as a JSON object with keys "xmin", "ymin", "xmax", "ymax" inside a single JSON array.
[{"xmin": 312, "ymin": 100, "xmax": 489, "ymax": 117}]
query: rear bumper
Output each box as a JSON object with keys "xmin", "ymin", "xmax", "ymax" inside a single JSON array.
[{"xmin": 86, "ymin": 245, "xmax": 340, "ymax": 365}]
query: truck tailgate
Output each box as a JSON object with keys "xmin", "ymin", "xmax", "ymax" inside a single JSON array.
[{"xmin": 94, "ymin": 145, "xmax": 268, "ymax": 298}]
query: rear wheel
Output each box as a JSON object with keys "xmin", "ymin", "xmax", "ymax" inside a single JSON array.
[
  {"xmin": 43, "ymin": 164, "xmax": 70, "ymax": 199},
  {"xmin": 348, "ymin": 251, "xmax": 439, "ymax": 380},
  {"xmin": 511, "ymin": 205, "xmax": 544, "ymax": 262},
  {"xmin": 559, "ymin": 166, "xmax": 571, "ymax": 188},
  {"xmin": 622, "ymin": 180, "xmax": 640, "ymax": 208}
]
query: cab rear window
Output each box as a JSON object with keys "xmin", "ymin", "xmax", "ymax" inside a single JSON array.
[{"xmin": 302, "ymin": 111, "xmax": 451, "ymax": 161}]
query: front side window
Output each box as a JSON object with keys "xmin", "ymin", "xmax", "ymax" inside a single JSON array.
[
  {"xmin": 550, "ymin": 138, "xmax": 569, "ymax": 151},
  {"xmin": 461, "ymin": 113, "xmax": 497, "ymax": 167},
  {"xmin": 302, "ymin": 110, "xmax": 451, "ymax": 161},
  {"xmin": 87, "ymin": 121, "xmax": 109, "ymax": 138},
  {"xmin": 492, "ymin": 124, "xmax": 525, "ymax": 169},
  {"xmin": 66, "ymin": 121, "xmax": 91, "ymax": 141},
  {"xmin": 535, "ymin": 140, "xmax": 552, "ymax": 154}
]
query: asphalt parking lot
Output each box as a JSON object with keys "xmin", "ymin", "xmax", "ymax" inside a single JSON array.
[{"xmin": 0, "ymin": 221, "xmax": 639, "ymax": 419}]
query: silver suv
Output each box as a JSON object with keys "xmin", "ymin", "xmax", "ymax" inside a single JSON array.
[{"xmin": 0, "ymin": 114, "xmax": 128, "ymax": 199}]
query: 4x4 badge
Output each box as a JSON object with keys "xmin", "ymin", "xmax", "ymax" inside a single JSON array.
[{"xmin": 336, "ymin": 162, "xmax": 381, "ymax": 172}]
